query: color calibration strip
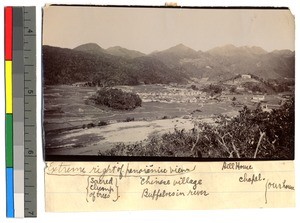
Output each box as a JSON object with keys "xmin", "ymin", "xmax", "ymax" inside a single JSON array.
[
  {"xmin": 5, "ymin": 6, "xmax": 14, "ymax": 218},
  {"xmin": 5, "ymin": 6, "xmax": 36, "ymax": 218}
]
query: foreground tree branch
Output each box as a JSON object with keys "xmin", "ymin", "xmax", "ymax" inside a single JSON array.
[
  {"xmin": 254, "ymin": 131, "xmax": 266, "ymax": 158},
  {"xmin": 191, "ymin": 134, "xmax": 200, "ymax": 152},
  {"xmin": 231, "ymin": 142, "xmax": 240, "ymax": 158}
]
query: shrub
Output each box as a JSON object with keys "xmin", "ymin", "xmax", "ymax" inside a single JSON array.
[
  {"xmin": 87, "ymin": 123, "xmax": 95, "ymax": 128},
  {"xmin": 125, "ymin": 117, "xmax": 134, "ymax": 122},
  {"xmin": 230, "ymin": 86, "xmax": 236, "ymax": 93},
  {"xmin": 190, "ymin": 85, "xmax": 199, "ymax": 90},
  {"xmin": 98, "ymin": 121, "xmax": 108, "ymax": 126}
]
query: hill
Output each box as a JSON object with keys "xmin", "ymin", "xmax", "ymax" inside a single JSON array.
[
  {"xmin": 149, "ymin": 44, "xmax": 199, "ymax": 68},
  {"xmin": 73, "ymin": 43, "xmax": 107, "ymax": 55},
  {"xmin": 42, "ymin": 44, "xmax": 188, "ymax": 86},
  {"xmin": 207, "ymin": 44, "xmax": 267, "ymax": 57},
  {"xmin": 106, "ymin": 46, "xmax": 145, "ymax": 59},
  {"xmin": 149, "ymin": 44, "xmax": 294, "ymax": 82},
  {"xmin": 205, "ymin": 45, "xmax": 294, "ymax": 80}
]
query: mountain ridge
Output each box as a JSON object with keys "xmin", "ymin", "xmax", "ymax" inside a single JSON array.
[
  {"xmin": 207, "ymin": 44, "xmax": 268, "ymax": 57},
  {"xmin": 43, "ymin": 43, "xmax": 295, "ymax": 86},
  {"xmin": 43, "ymin": 45, "xmax": 188, "ymax": 85},
  {"xmin": 73, "ymin": 43, "xmax": 107, "ymax": 54},
  {"xmin": 106, "ymin": 46, "xmax": 145, "ymax": 59}
]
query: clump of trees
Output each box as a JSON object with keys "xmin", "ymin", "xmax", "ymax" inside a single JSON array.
[
  {"xmin": 247, "ymin": 74, "xmax": 293, "ymax": 93},
  {"xmin": 190, "ymin": 84, "xmax": 199, "ymax": 91},
  {"xmin": 242, "ymin": 82, "xmax": 268, "ymax": 93},
  {"xmin": 202, "ymin": 84, "xmax": 223, "ymax": 96},
  {"xmin": 100, "ymin": 98, "xmax": 294, "ymax": 159},
  {"xmin": 267, "ymin": 79, "xmax": 294, "ymax": 93},
  {"xmin": 91, "ymin": 88, "xmax": 142, "ymax": 110}
]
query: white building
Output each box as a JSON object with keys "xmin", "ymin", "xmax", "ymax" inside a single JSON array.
[
  {"xmin": 241, "ymin": 74, "xmax": 251, "ymax": 79},
  {"xmin": 251, "ymin": 95, "xmax": 265, "ymax": 103}
]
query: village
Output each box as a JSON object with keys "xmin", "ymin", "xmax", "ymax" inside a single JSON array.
[
  {"xmin": 44, "ymin": 73, "xmax": 293, "ymax": 138},
  {"xmin": 115, "ymin": 84, "xmax": 287, "ymax": 113},
  {"xmin": 134, "ymin": 86, "xmax": 208, "ymax": 104},
  {"xmin": 70, "ymin": 72, "xmax": 293, "ymax": 116}
]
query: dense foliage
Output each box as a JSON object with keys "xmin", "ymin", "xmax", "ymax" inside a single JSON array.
[
  {"xmin": 91, "ymin": 88, "xmax": 142, "ymax": 110},
  {"xmin": 202, "ymin": 84, "xmax": 223, "ymax": 96},
  {"xmin": 100, "ymin": 99, "xmax": 294, "ymax": 159},
  {"xmin": 248, "ymin": 74, "xmax": 294, "ymax": 93},
  {"xmin": 242, "ymin": 82, "xmax": 268, "ymax": 93},
  {"xmin": 224, "ymin": 74, "xmax": 294, "ymax": 94}
]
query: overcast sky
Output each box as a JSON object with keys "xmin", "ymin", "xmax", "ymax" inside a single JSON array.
[{"xmin": 43, "ymin": 6, "xmax": 294, "ymax": 53}]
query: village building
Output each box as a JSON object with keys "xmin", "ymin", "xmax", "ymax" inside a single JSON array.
[
  {"xmin": 72, "ymin": 82, "xmax": 87, "ymax": 87},
  {"xmin": 241, "ymin": 74, "xmax": 251, "ymax": 79},
  {"xmin": 236, "ymin": 86, "xmax": 245, "ymax": 91},
  {"xmin": 251, "ymin": 94, "xmax": 265, "ymax": 103}
]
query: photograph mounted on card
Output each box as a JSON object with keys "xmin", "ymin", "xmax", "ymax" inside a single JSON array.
[
  {"xmin": 42, "ymin": 6, "xmax": 295, "ymax": 162},
  {"xmin": 42, "ymin": 5, "xmax": 295, "ymax": 212}
]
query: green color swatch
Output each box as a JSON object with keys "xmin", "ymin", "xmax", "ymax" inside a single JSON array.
[{"xmin": 6, "ymin": 114, "xmax": 13, "ymax": 167}]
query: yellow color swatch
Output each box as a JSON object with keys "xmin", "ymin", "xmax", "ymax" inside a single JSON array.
[{"xmin": 5, "ymin": 61, "xmax": 12, "ymax": 113}]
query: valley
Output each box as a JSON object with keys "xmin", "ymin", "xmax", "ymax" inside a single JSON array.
[
  {"xmin": 43, "ymin": 42, "xmax": 294, "ymax": 157},
  {"xmin": 44, "ymin": 83, "xmax": 288, "ymax": 156}
]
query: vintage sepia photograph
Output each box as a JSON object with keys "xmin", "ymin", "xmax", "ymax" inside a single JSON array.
[{"xmin": 43, "ymin": 6, "xmax": 295, "ymax": 160}]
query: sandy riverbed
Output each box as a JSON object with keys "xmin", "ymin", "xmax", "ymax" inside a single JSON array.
[{"xmin": 46, "ymin": 117, "xmax": 214, "ymax": 155}]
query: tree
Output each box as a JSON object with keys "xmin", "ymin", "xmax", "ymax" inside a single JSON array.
[
  {"xmin": 230, "ymin": 86, "xmax": 236, "ymax": 93},
  {"xmin": 194, "ymin": 99, "xmax": 294, "ymax": 159},
  {"xmin": 191, "ymin": 85, "xmax": 199, "ymax": 91},
  {"xmin": 202, "ymin": 84, "xmax": 223, "ymax": 96}
]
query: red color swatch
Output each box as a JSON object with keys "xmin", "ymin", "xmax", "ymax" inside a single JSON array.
[{"xmin": 5, "ymin": 7, "xmax": 13, "ymax": 60}]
